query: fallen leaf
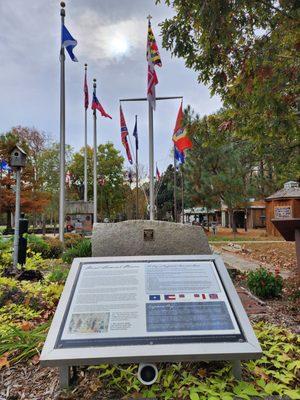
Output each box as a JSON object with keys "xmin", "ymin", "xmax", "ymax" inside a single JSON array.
[
  {"xmin": 0, "ymin": 354, "xmax": 9, "ymax": 370},
  {"xmin": 20, "ymin": 321, "xmax": 33, "ymax": 331},
  {"xmin": 197, "ymin": 368, "xmax": 207, "ymax": 378}
]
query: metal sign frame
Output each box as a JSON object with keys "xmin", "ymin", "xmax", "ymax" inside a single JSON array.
[{"xmin": 41, "ymin": 255, "xmax": 261, "ymax": 370}]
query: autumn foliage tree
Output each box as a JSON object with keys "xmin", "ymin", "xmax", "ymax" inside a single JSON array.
[{"xmin": 0, "ymin": 127, "xmax": 50, "ymax": 230}]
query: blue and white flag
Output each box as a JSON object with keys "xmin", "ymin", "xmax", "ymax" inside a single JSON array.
[
  {"xmin": 62, "ymin": 24, "xmax": 78, "ymax": 62},
  {"xmin": 0, "ymin": 160, "xmax": 12, "ymax": 172},
  {"xmin": 174, "ymin": 145, "xmax": 185, "ymax": 165},
  {"xmin": 133, "ymin": 116, "xmax": 138, "ymax": 150}
]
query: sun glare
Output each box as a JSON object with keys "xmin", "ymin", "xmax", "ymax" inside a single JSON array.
[{"xmin": 111, "ymin": 36, "xmax": 129, "ymax": 56}]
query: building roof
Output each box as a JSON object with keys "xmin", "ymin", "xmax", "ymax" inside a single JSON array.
[{"xmin": 266, "ymin": 186, "xmax": 300, "ymax": 201}]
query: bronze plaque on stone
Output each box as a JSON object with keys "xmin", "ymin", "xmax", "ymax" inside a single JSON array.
[{"xmin": 144, "ymin": 229, "xmax": 154, "ymax": 241}]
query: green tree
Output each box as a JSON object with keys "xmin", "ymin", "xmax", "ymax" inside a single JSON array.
[
  {"xmin": 185, "ymin": 113, "xmax": 263, "ymax": 231},
  {"xmin": 157, "ymin": 0, "xmax": 299, "ymax": 156},
  {"xmin": 69, "ymin": 142, "xmax": 126, "ymax": 220},
  {"xmin": 156, "ymin": 164, "xmax": 184, "ymax": 221}
]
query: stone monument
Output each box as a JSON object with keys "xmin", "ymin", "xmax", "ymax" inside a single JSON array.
[{"xmin": 92, "ymin": 220, "xmax": 211, "ymax": 257}]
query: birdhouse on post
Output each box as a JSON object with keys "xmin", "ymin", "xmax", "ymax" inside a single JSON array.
[{"xmin": 10, "ymin": 145, "xmax": 27, "ymax": 169}]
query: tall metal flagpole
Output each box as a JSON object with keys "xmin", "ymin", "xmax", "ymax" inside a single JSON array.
[
  {"xmin": 148, "ymin": 102, "xmax": 155, "ymax": 220},
  {"xmin": 181, "ymin": 169, "xmax": 184, "ymax": 224},
  {"xmin": 84, "ymin": 64, "xmax": 88, "ymax": 202},
  {"xmin": 173, "ymin": 146, "xmax": 177, "ymax": 222},
  {"xmin": 135, "ymin": 115, "xmax": 139, "ymax": 219},
  {"xmin": 59, "ymin": 1, "xmax": 66, "ymax": 243},
  {"xmin": 93, "ymin": 79, "xmax": 98, "ymax": 224},
  {"xmin": 147, "ymin": 15, "xmax": 155, "ymax": 221}
]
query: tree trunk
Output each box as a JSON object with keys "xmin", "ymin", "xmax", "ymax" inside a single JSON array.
[
  {"xmin": 229, "ymin": 209, "xmax": 237, "ymax": 233},
  {"xmin": 42, "ymin": 214, "xmax": 46, "ymax": 237}
]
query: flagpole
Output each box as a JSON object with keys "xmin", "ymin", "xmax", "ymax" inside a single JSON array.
[
  {"xmin": 135, "ymin": 115, "xmax": 139, "ymax": 219},
  {"xmin": 84, "ymin": 63, "xmax": 88, "ymax": 202},
  {"xmin": 93, "ymin": 79, "xmax": 97, "ymax": 224},
  {"xmin": 173, "ymin": 145, "xmax": 177, "ymax": 222},
  {"xmin": 59, "ymin": 1, "xmax": 66, "ymax": 243},
  {"xmin": 181, "ymin": 168, "xmax": 184, "ymax": 223},
  {"xmin": 148, "ymin": 101, "xmax": 155, "ymax": 220}
]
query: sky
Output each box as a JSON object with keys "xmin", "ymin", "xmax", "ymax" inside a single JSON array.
[{"xmin": 0, "ymin": 0, "xmax": 222, "ymax": 173}]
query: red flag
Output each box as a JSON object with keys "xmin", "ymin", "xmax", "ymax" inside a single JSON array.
[
  {"xmin": 84, "ymin": 69, "xmax": 89, "ymax": 109},
  {"xmin": 92, "ymin": 93, "xmax": 112, "ymax": 119},
  {"xmin": 172, "ymin": 102, "xmax": 192, "ymax": 152},
  {"xmin": 120, "ymin": 106, "xmax": 133, "ymax": 164},
  {"xmin": 156, "ymin": 165, "xmax": 161, "ymax": 181}
]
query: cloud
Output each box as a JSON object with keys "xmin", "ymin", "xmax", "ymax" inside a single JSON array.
[{"xmin": 76, "ymin": 11, "xmax": 146, "ymax": 64}]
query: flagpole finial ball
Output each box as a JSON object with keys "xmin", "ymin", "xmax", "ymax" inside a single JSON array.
[
  {"xmin": 85, "ymin": 63, "xmax": 87, "ymax": 67},
  {"xmin": 93, "ymin": 78, "xmax": 96, "ymax": 82},
  {"xmin": 60, "ymin": 2, "xmax": 65, "ymax": 8}
]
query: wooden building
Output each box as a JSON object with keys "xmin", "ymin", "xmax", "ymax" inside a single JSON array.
[{"xmin": 265, "ymin": 181, "xmax": 300, "ymax": 237}]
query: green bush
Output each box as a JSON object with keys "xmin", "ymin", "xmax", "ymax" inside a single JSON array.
[
  {"xmin": 62, "ymin": 239, "xmax": 92, "ymax": 264},
  {"xmin": 46, "ymin": 266, "xmax": 69, "ymax": 283},
  {"xmin": 26, "ymin": 234, "xmax": 63, "ymax": 259},
  {"xmin": 26, "ymin": 234, "xmax": 50, "ymax": 257},
  {"xmin": 247, "ymin": 268, "xmax": 283, "ymax": 299}
]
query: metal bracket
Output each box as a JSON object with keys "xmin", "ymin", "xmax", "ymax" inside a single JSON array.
[{"xmin": 232, "ymin": 360, "xmax": 242, "ymax": 380}]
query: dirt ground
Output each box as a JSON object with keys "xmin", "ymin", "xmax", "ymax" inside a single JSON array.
[
  {"xmin": 213, "ymin": 240, "xmax": 300, "ymax": 333},
  {"xmin": 206, "ymin": 227, "xmax": 280, "ymax": 240}
]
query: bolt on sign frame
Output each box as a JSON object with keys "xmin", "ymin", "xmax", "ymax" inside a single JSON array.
[{"xmin": 40, "ymin": 255, "xmax": 262, "ymax": 388}]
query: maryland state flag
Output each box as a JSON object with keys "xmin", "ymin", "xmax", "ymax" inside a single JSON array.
[
  {"xmin": 147, "ymin": 20, "xmax": 162, "ymax": 110},
  {"xmin": 172, "ymin": 102, "xmax": 192, "ymax": 152},
  {"xmin": 120, "ymin": 106, "xmax": 133, "ymax": 164}
]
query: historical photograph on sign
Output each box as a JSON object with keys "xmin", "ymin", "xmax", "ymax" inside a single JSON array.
[{"xmin": 68, "ymin": 312, "xmax": 110, "ymax": 334}]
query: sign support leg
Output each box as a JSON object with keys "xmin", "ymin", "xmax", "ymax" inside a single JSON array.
[
  {"xmin": 59, "ymin": 365, "xmax": 70, "ymax": 389},
  {"xmin": 232, "ymin": 360, "xmax": 242, "ymax": 380}
]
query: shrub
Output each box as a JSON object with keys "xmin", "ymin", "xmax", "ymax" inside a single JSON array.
[
  {"xmin": 26, "ymin": 234, "xmax": 50, "ymax": 258},
  {"xmin": 26, "ymin": 234, "xmax": 63, "ymax": 259},
  {"xmin": 46, "ymin": 266, "xmax": 69, "ymax": 283},
  {"xmin": 44, "ymin": 237, "xmax": 63, "ymax": 258},
  {"xmin": 247, "ymin": 268, "xmax": 283, "ymax": 299},
  {"xmin": 64, "ymin": 233, "xmax": 83, "ymax": 248},
  {"xmin": 62, "ymin": 239, "xmax": 92, "ymax": 264}
]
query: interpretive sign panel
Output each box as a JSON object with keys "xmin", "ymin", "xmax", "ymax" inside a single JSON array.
[
  {"xmin": 41, "ymin": 255, "xmax": 261, "ymax": 368},
  {"xmin": 274, "ymin": 206, "xmax": 292, "ymax": 219},
  {"xmin": 58, "ymin": 260, "xmax": 241, "ymax": 347}
]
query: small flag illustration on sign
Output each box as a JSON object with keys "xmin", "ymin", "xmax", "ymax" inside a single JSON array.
[
  {"xmin": 209, "ymin": 294, "xmax": 218, "ymax": 299},
  {"xmin": 149, "ymin": 295, "xmax": 161, "ymax": 301},
  {"xmin": 164, "ymin": 294, "xmax": 176, "ymax": 300},
  {"xmin": 202, "ymin": 294, "xmax": 206, "ymax": 300}
]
